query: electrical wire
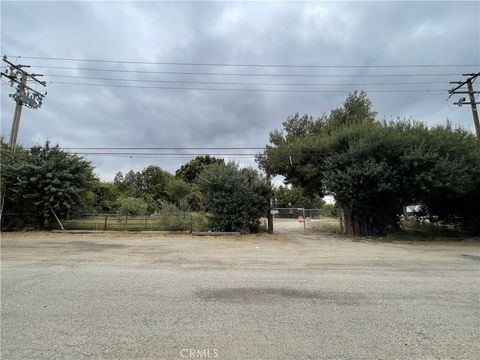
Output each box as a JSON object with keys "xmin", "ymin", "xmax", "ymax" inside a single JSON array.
[
  {"xmin": 48, "ymin": 81, "xmax": 447, "ymax": 93},
  {"xmin": 73, "ymin": 153, "xmax": 259, "ymax": 156},
  {"xmin": 53, "ymin": 147, "xmax": 266, "ymax": 150},
  {"xmin": 14, "ymin": 65, "xmax": 464, "ymax": 78},
  {"xmin": 9, "ymin": 55, "xmax": 480, "ymax": 68},
  {"xmin": 44, "ymin": 74, "xmax": 447, "ymax": 86}
]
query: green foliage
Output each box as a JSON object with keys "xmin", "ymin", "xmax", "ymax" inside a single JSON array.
[
  {"xmin": 166, "ymin": 178, "xmax": 192, "ymax": 207},
  {"xmin": 190, "ymin": 211, "xmax": 211, "ymax": 231},
  {"xmin": 138, "ymin": 166, "xmax": 172, "ymax": 199},
  {"xmin": 273, "ymin": 185, "xmax": 325, "ymax": 208},
  {"xmin": 404, "ymin": 125, "xmax": 480, "ymax": 234},
  {"xmin": 258, "ymin": 92, "xmax": 480, "ymax": 235},
  {"xmin": 90, "ymin": 180, "xmax": 119, "ymax": 212},
  {"xmin": 1, "ymin": 142, "xmax": 95, "ymax": 229},
  {"xmin": 114, "ymin": 166, "xmax": 173, "ymax": 212},
  {"xmin": 151, "ymin": 200, "xmax": 211, "ymax": 231},
  {"xmin": 323, "ymin": 203, "xmax": 338, "ymax": 218},
  {"xmin": 198, "ymin": 162, "xmax": 271, "ymax": 232},
  {"xmin": 152, "ymin": 201, "xmax": 191, "ymax": 231},
  {"xmin": 182, "ymin": 189, "xmax": 204, "ymax": 212},
  {"xmin": 176, "ymin": 155, "xmax": 225, "ymax": 183},
  {"xmin": 112, "ymin": 165, "xmax": 208, "ymax": 214},
  {"xmin": 116, "ymin": 196, "xmax": 148, "ymax": 216}
]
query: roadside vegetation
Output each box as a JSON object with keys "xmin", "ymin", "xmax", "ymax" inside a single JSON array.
[
  {"xmin": 258, "ymin": 92, "xmax": 480, "ymax": 236},
  {"xmin": 2, "ymin": 92, "xmax": 478, "ymax": 238},
  {"xmin": 1, "ymin": 148, "xmax": 272, "ymax": 233}
]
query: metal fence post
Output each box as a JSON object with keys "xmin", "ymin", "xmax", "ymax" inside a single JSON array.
[{"xmin": 303, "ymin": 208, "xmax": 306, "ymax": 233}]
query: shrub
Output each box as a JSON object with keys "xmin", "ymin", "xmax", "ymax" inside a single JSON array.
[
  {"xmin": 152, "ymin": 201, "xmax": 191, "ymax": 231},
  {"xmin": 198, "ymin": 162, "xmax": 271, "ymax": 232},
  {"xmin": 1, "ymin": 141, "xmax": 95, "ymax": 229},
  {"xmin": 116, "ymin": 196, "xmax": 148, "ymax": 216}
]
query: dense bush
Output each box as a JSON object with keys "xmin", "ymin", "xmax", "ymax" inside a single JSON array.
[
  {"xmin": 152, "ymin": 201, "xmax": 190, "ymax": 231},
  {"xmin": 1, "ymin": 142, "xmax": 95, "ymax": 229},
  {"xmin": 198, "ymin": 162, "xmax": 271, "ymax": 232},
  {"xmin": 116, "ymin": 196, "xmax": 148, "ymax": 216},
  {"xmin": 152, "ymin": 201, "xmax": 210, "ymax": 231}
]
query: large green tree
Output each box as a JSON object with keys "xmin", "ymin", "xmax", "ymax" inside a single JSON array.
[
  {"xmin": 176, "ymin": 155, "xmax": 225, "ymax": 183},
  {"xmin": 258, "ymin": 92, "xmax": 480, "ymax": 235},
  {"xmin": 113, "ymin": 166, "xmax": 173, "ymax": 212},
  {"xmin": 1, "ymin": 142, "xmax": 95, "ymax": 229},
  {"xmin": 90, "ymin": 180, "xmax": 119, "ymax": 213}
]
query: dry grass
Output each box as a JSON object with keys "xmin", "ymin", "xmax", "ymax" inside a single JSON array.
[{"xmin": 307, "ymin": 217, "xmax": 340, "ymax": 233}]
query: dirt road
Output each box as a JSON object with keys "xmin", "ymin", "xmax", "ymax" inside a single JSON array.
[{"xmin": 1, "ymin": 230, "xmax": 479, "ymax": 359}]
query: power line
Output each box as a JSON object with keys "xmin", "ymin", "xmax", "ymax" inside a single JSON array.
[
  {"xmin": 69, "ymin": 153, "xmax": 261, "ymax": 159},
  {"xmin": 73, "ymin": 153, "xmax": 260, "ymax": 156},
  {"xmin": 9, "ymin": 55, "xmax": 480, "ymax": 68},
  {"xmin": 11, "ymin": 65, "xmax": 464, "ymax": 78},
  {"xmin": 66, "ymin": 153, "xmax": 323, "ymax": 159},
  {"xmin": 44, "ymin": 74, "xmax": 447, "ymax": 86},
  {"xmin": 52, "ymin": 147, "xmax": 266, "ymax": 150},
  {"xmin": 48, "ymin": 81, "xmax": 447, "ymax": 93},
  {"xmin": 24, "ymin": 147, "xmax": 337, "ymax": 158}
]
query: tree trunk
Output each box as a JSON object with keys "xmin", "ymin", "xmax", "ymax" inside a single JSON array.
[{"xmin": 340, "ymin": 204, "xmax": 379, "ymax": 236}]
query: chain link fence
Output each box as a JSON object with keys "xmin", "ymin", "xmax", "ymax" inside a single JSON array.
[{"xmin": 271, "ymin": 208, "xmax": 339, "ymax": 233}]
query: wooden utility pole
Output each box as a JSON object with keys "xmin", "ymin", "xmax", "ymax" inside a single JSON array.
[
  {"xmin": 8, "ymin": 74, "xmax": 27, "ymax": 155},
  {"xmin": 266, "ymin": 172, "xmax": 273, "ymax": 234},
  {"xmin": 1, "ymin": 56, "xmax": 47, "ymax": 151},
  {"xmin": 466, "ymin": 79, "xmax": 480, "ymax": 138},
  {"xmin": 448, "ymin": 72, "xmax": 480, "ymax": 138},
  {"xmin": 0, "ymin": 56, "xmax": 47, "ymax": 220}
]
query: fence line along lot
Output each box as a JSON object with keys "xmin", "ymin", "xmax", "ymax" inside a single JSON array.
[
  {"xmin": 1, "ymin": 231, "xmax": 479, "ymax": 360},
  {"xmin": 63, "ymin": 214, "xmax": 197, "ymax": 231}
]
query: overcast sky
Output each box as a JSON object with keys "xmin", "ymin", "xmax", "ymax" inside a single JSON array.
[{"xmin": 1, "ymin": 1, "xmax": 479, "ymax": 182}]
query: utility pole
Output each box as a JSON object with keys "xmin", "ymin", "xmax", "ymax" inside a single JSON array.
[
  {"xmin": 8, "ymin": 74, "xmax": 27, "ymax": 155},
  {"xmin": 266, "ymin": 171, "xmax": 274, "ymax": 234},
  {"xmin": 448, "ymin": 72, "xmax": 480, "ymax": 138},
  {"xmin": 0, "ymin": 55, "xmax": 47, "ymax": 220},
  {"xmin": 1, "ymin": 55, "xmax": 47, "ymax": 152}
]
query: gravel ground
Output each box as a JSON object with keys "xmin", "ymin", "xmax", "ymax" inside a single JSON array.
[{"xmin": 1, "ymin": 225, "xmax": 479, "ymax": 360}]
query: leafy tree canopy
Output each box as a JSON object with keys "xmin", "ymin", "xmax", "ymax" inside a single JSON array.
[
  {"xmin": 176, "ymin": 155, "xmax": 225, "ymax": 183},
  {"xmin": 257, "ymin": 92, "xmax": 480, "ymax": 235},
  {"xmin": 113, "ymin": 166, "xmax": 173, "ymax": 212},
  {"xmin": 198, "ymin": 162, "xmax": 271, "ymax": 232}
]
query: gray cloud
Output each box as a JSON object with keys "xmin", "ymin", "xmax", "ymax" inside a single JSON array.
[{"xmin": 1, "ymin": 1, "xmax": 479, "ymax": 181}]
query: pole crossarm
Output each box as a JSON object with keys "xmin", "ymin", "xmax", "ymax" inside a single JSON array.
[
  {"xmin": 447, "ymin": 72, "xmax": 480, "ymax": 138},
  {"xmin": 2, "ymin": 55, "xmax": 47, "ymax": 86},
  {"xmin": 448, "ymin": 72, "xmax": 479, "ymax": 97},
  {"xmin": 1, "ymin": 72, "xmax": 46, "ymax": 98}
]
